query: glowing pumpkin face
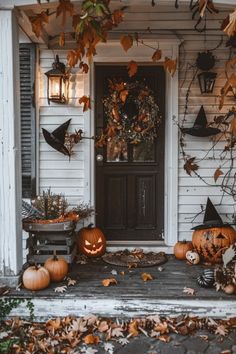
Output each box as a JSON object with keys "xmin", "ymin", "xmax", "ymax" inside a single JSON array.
[{"xmin": 77, "ymin": 224, "xmax": 106, "ymax": 258}]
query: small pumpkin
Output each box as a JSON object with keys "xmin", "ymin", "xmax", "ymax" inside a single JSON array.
[
  {"xmin": 77, "ymin": 223, "xmax": 106, "ymax": 258},
  {"xmin": 44, "ymin": 251, "xmax": 69, "ymax": 282},
  {"xmin": 174, "ymin": 240, "xmax": 193, "ymax": 260},
  {"xmin": 192, "ymin": 226, "xmax": 236, "ymax": 264},
  {"xmin": 23, "ymin": 265, "xmax": 50, "ymax": 291},
  {"xmin": 186, "ymin": 250, "xmax": 200, "ymax": 265}
]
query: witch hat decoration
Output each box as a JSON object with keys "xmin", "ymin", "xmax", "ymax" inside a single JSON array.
[
  {"xmin": 191, "ymin": 197, "xmax": 230, "ymax": 230},
  {"xmin": 181, "ymin": 106, "xmax": 221, "ymax": 137},
  {"xmin": 42, "ymin": 119, "xmax": 71, "ymax": 156}
]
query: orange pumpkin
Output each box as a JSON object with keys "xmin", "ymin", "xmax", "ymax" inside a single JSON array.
[
  {"xmin": 44, "ymin": 252, "xmax": 69, "ymax": 282},
  {"xmin": 192, "ymin": 226, "xmax": 236, "ymax": 264},
  {"xmin": 77, "ymin": 223, "xmax": 106, "ymax": 258},
  {"xmin": 174, "ymin": 240, "xmax": 193, "ymax": 260},
  {"xmin": 23, "ymin": 265, "xmax": 50, "ymax": 291}
]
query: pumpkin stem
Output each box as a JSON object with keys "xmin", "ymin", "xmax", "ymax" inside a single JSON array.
[
  {"xmin": 87, "ymin": 223, "xmax": 94, "ymax": 229},
  {"xmin": 53, "ymin": 249, "xmax": 58, "ymax": 261},
  {"xmin": 34, "ymin": 263, "xmax": 39, "ymax": 270}
]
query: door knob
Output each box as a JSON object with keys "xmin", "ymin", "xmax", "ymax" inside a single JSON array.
[{"xmin": 96, "ymin": 154, "xmax": 103, "ymax": 162}]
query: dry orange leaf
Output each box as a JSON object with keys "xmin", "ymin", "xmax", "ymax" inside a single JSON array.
[
  {"xmin": 112, "ymin": 9, "xmax": 124, "ymax": 25},
  {"xmin": 120, "ymin": 89, "xmax": 129, "ymax": 103},
  {"xmin": 226, "ymin": 55, "xmax": 236, "ymax": 71},
  {"xmin": 219, "ymin": 74, "xmax": 236, "ymax": 110},
  {"xmin": 214, "ymin": 168, "xmax": 223, "ymax": 183},
  {"xmin": 222, "ymin": 10, "xmax": 236, "ymax": 37},
  {"xmin": 159, "ymin": 334, "xmax": 171, "ymax": 342},
  {"xmin": 230, "ymin": 115, "xmax": 236, "ymax": 138},
  {"xmin": 141, "ymin": 272, "xmax": 153, "ymax": 282},
  {"xmin": 120, "ymin": 35, "xmax": 133, "ymax": 52},
  {"xmin": 155, "ymin": 321, "xmax": 168, "ymax": 334},
  {"xmin": 152, "ymin": 49, "xmax": 162, "ymax": 62},
  {"xmin": 30, "ymin": 11, "xmax": 48, "ymax": 38},
  {"xmin": 164, "ymin": 57, "xmax": 177, "ymax": 77},
  {"xmin": 128, "ymin": 320, "xmax": 139, "ymax": 337},
  {"xmin": 102, "ymin": 277, "xmax": 118, "ymax": 287},
  {"xmin": 79, "ymin": 61, "xmax": 89, "ymax": 74},
  {"xmin": 67, "ymin": 50, "xmax": 80, "ymax": 68},
  {"xmin": 127, "ymin": 60, "xmax": 138, "ymax": 77},
  {"xmin": 83, "ymin": 333, "xmax": 100, "ymax": 345},
  {"xmin": 79, "ymin": 95, "xmax": 91, "ymax": 112},
  {"xmin": 59, "ymin": 32, "xmax": 65, "ymax": 47},
  {"xmin": 98, "ymin": 321, "xmax": 109, "ymax": 332},
  {"xmin": 56, "ymin": 0, "xmax": 74, "ymax": 26}
]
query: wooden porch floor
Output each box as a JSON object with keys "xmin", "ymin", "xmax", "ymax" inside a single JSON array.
[{"xmin": 7, "ymin": 256, "xmax": 236, "ymax": 319}]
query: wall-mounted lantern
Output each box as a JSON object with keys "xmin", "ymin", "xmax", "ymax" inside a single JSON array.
[
  {"xmin": 196, "ymin": 51, "xmax": 217, "ymax": 94},
  {"xmin": 45, "ymin": 55, "xmax": 69, "ymax": 104}
]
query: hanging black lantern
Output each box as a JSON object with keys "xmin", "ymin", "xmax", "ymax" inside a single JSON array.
[
  {"xmin": 45, "ymin": 55, "xmax": 69, "ymax": 104},
  {"xmin": 196, "ymin": 51, "xmax": 217, "ymax": 94}
]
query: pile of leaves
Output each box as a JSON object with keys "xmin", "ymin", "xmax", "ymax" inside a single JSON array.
[
  {"xmin": 0, "ymin": 314, "xmax": 236, "ymax": 353},
  {"xmin": 96, "ymin": 80, "xmax": 161, "ymax": 147}
]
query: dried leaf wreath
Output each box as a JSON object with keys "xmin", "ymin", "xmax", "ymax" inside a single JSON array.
[{"xmin": 96, "ymin": 80, "xmax": 161, "ymax": 147}]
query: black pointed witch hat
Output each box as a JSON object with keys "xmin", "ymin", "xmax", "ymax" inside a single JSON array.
[
  {"xmin": 42, "ymin": 119, "xmax": 71, "ymax": 156},
  {"xmin": 181, "ymin": 106, "xmax": 221, "ymax": 137},
  {"xmin": 191, "ymin": 197, "xmax": 230, "ymax": 230}
]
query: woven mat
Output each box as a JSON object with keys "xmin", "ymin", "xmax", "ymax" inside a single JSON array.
[{"xmin": 102, "ymin": 250, "xmax": 167, "ymax": 268}]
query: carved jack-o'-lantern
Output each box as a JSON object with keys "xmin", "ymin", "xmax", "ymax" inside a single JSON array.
[
  {"xmin": 77, "ymin": 223, "xmax": 106, "ymax": 257},
  {"xmin": 192, "ymin": 227, "xmax": 236, "ymax": 264}
]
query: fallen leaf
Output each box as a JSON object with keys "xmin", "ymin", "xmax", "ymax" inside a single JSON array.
[
  {"xmin": 199, "ymin": 334, "xmax": 209, "ymax": 341},
  {"xmin": 183, "ymin": 287, "xmax": 196, "ymax": 295},
  {"xmin": 80, "ymin": 347, "xmax": 98, "ymax": 354},
  {"xmin": 120, "ymin": 271, "xmax": 125, "ymax": 276},
  {"xmin": 102, "ymin": 278, "xmax": 117, "ymax": 287},
  {"xmin": 214, "ymin": 168, "xmax": 223, "ymax": 182},
  {"xmin": 83, "ymin": 334, "xmax": 100, "ymax": 345},
  {"xmin": 54, "ymin": 285, "xmax": 67, "ymax": 293},
  {"xmin": 59, "ymin": 32, "xmax": 65, "ymax": 47},
  {"xmin": 98, "ymin": 321, "xmax": 109, "ymax": 332},
  {"xmin": 184, "ymin": 157, "xmax": 199, "ymax": 176},
  {"xmin": 31, "ymin": 329, "xmax": 46, "ymax": 336},
  {"xmin": 146, "ymin": 315, "xmax": 161, "ymax": 323},
  {"xmin": 79, "ymin": 95, "xmax": 91, "ymax": 112},
  {"xmin": 127, "ymin": 60, "xmax": 138, "ymax": 77},
  {"xmin": 128, "ymin": 320, "xmax": 139, "ymax": 336},
  {"xmin": 118, "ymin": 337, "xmax": 129, "ymax": 346},
  {"xmin": 104, "ymin": 342, "xmax": 114, "ymax": 354},
  {"xmin": 164, "ymin": 57, "xmax": 177, "ymax": 77},
  {"xmin": 111, "ymin": 327, "xmax": 124, "ymax": 337},
  {"xmin": 83, "ymin": 314, "xmax": 98, "ymax": 325},
  {"xmin": 120, "ymin": 35, "xmax": 133, "ymax": 52},
  {"xmin": 159, "ymin": 334, "xmax": 171, "ymax": 342},
  {"xmin": 222, "ymin": 10, "xmax": 236, "ymax": 37},
  {"xmin": 67, "ymin": 278, "xmax": 77, "ymax": 286},
  {"xmin": 152, "ymin": 49, "xmax": 162, "ymax": 62},
  {"xmin": 154, "ymin": 321, "xmax": 168, "ymax": 334},
  {"xmin": 141, "ymin": 272, "xmax": 153, "ymax": 282},
  {"xmin": 46, "ymin": 317, "xmax": 61, "ymax": 331},
  {"xmin": 215, "ymin": 324, "xmax": 228, "ymax": 337}
]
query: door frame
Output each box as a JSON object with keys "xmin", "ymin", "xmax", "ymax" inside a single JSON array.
[{"xmin": 84, "ymin": 39, "xmax": 180, "ymax": 252}]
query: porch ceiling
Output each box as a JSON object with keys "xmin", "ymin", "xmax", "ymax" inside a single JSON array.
[{"xmin": 15, "ymin": 1, "xmax": 234, "ymax": 47}]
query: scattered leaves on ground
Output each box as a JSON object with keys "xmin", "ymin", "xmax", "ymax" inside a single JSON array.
[
  {"xmin": 54, "ymin": 285, "xmax": 67, "ymax": 293},
  {"xmin": 83, "ymin": 334, "xmax": 100, "ymax": 345}
]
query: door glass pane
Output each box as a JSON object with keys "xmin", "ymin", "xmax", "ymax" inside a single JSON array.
[
  {"xmin": 133, "ymin": 141, "xmax": 155, "ymax": 162},
  {"xmin": 107, "ymin": 140, "xmax": 128, "ymax": 162}
]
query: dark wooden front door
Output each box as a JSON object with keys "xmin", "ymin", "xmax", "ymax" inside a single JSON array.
[{"xmin": 95, "ymin": 65, "xmax": 165, "ymax": 241}]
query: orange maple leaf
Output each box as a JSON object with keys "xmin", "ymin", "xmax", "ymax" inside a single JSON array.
[
  {"xmin": 141, "ymin": 272, "xmax": 153, "ymax": 282},
  {"xmin": 79, "ymin": 61, "xmax": 89, "ymax": 74},
  {"xmin": 56, "ymin": 0, "xmax": 74, "ymax": 27},
  {"xmin": 67, "ymin": 50, "xmax": 80, "ymax": 68},
  {"xmin": 79, "ymin": 95, "xmax": 91, "ymax": 112},
  {"xmin": 127, "ymin": 60, "xmax": 138, "ymax": 77},
  {"xmin": 128, "ymin": 320, "xmax": 139, "ymax": 336},
  {"xmin": 120, "ymin": 35, "xmax": 133, "ymax": 52},
  {"xmin": 112, "ymin": 9, "xmax": 124, "ymax": 25}
]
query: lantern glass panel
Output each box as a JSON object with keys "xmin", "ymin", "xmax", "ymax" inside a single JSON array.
[
  {"xmin": 49, "ymin": 76, "xmax": 61, "ymax": 100},
  {"xmin": 198, "ymin": 72, "xmax": 217, "ymax": 94}
]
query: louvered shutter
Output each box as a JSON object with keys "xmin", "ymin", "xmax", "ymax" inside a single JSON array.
[{"xmin": 19, "ymin": 43, "xmax": 36, "ymax": 198}]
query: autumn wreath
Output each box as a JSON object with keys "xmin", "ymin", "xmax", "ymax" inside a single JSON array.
[{"xmin": 96, "ymin": 79, "xmax": 161, "ymax": 146}]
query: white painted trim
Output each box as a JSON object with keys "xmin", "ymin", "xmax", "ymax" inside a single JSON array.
[
  {"xmin": 9, "ymin": 296, "xmax": 236, "ymax": 320},
  {"xmin": 0, "ymin": 10, "xmax": 22, "ymax": 276},
  {"xmin": 89, "ymin": 39, "xmax": 179, "ymax": 248}
]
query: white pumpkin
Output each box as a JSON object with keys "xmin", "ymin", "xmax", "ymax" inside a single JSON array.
[{"xmin": 186, "ymin": 250, "xmax": 200, "ymax": 265}]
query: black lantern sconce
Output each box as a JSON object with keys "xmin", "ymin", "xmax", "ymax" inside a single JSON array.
[
  {"xmin": 45, "ymin": 55, "xmax": 69, "ymax": 104},
  {"xmin": 196, "ymin": 51, "xmax": 217, "ymax": 94}
]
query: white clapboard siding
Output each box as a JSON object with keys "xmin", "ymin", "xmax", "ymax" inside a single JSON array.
[{"xmin": 37, "ymin": 3, "xmax": 236, "ymax": 250}]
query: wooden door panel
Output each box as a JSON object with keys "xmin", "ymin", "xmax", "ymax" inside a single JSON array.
[
  {"xmin": 135, "ymin": 175, "xmax": 156, "ymax": 230},
  {"xmin": 104, "ymin": 175, "xmax": 127, "ymax": 229},
  {"xmin": 95, "ymin": 65, "xmax": 165, "ymax": 242}
]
